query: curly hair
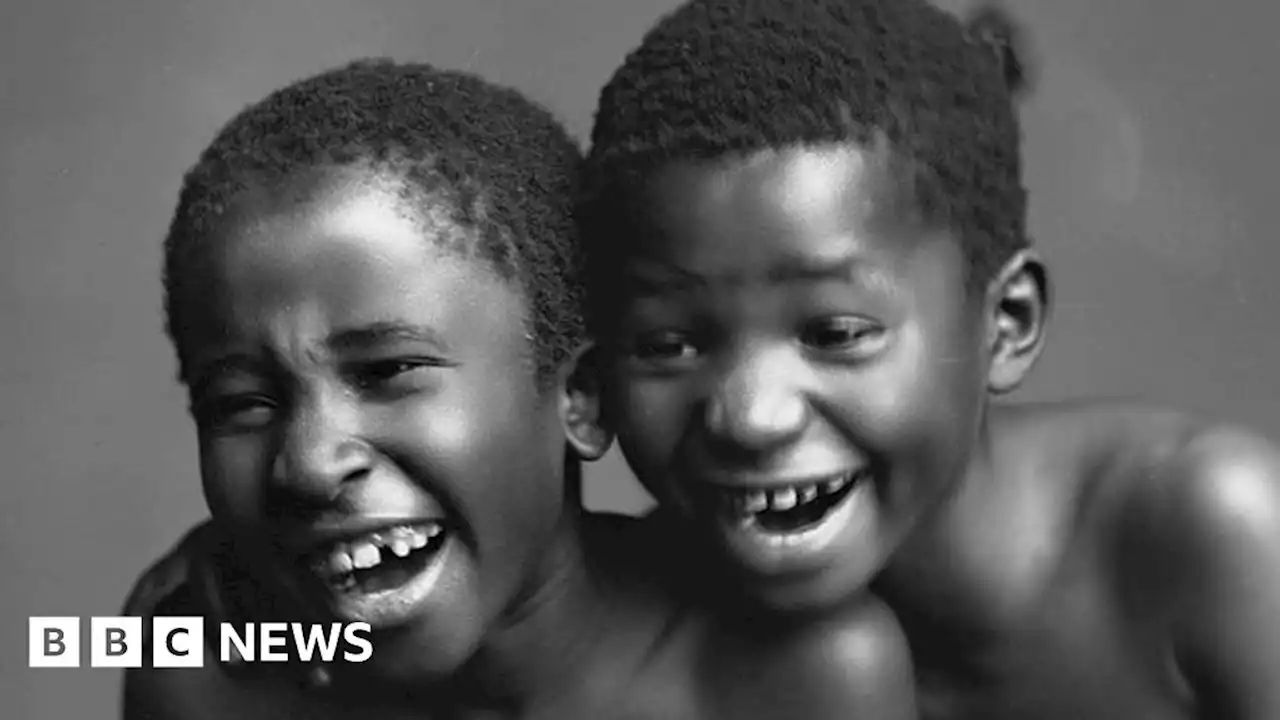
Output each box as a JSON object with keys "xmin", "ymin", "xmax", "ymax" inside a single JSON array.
[
  {"xmin": 583, "ymin": 0, "xmax": 1033, "ymax": 290},
  {"xmin": 163, "ymin": 59, "xmax": 586, "ymax": 386}
]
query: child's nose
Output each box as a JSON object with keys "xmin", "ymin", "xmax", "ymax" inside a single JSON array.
[
  {"xmin": 270, "ymin": 400, "xmax": 372, "ymax": 511},
  {"xmin": 702, "ymin": 347, "xmax": 809, "ymax": 455}
]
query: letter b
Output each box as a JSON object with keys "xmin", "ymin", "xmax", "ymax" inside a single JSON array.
[
  {"xmin": 29, "ymin": 617, "xmax": 80, "ymax": 668},
  {"xmin": 91, "ymin": 616, "xmax": 142, "ymax": 667}
]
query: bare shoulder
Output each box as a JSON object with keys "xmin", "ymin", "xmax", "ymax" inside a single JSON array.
[
  {"xmin": 1016, "ymin": 399, "xmax": 1280, "ymax": 557},
  {"xmin": 980, "ymin": 401, "xmax": 1280, "ymax": 713},
  {"xmin": 122, "ymin": 520, "xmax": 216, "ymax": 617},
  {"xmin": 993, "ymin": 399, "xmax": 1251, "ymax": 515},
  {"xmin": 799, "ymin": 597, "xmax": 915, "ymax": 697},
  {"xmin": 1114, "ymin": 415, "xmax": 1280, "ymax": 559},
  {"xmin": 992, "ymin": 398, "xmax": 1197, "ymax": 462},
  {"xmin": 1110, "ymin": 416, "xmax": 1280, "ymax": 713},
  {"xmin": 1130, "ymin": 419, "xmax": 1280, "ymax": 582},
  {"xmin": 1175, "ymin": 422, "xmax": 1280, "ymax": 512},
  {"xmin": 734, "ymin": 596, "xmax": 918, "ymax": 720}
]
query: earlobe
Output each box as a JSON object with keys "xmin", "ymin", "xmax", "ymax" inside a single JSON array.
[
  {"xmin": 986, "ymin": 249, "xmax": 1050, "ymax": 394},
  {"xmin": 559, "ymin": 342, "xmax": 615, "ymax": 461}
]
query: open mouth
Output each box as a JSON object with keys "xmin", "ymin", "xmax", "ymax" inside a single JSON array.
[
  {"xmin": 306, "ymin": 522, "xmax": 448, "ymax": 595},
  {"xmin": 702, "ymin": 469, "xmax": 867, "ymax": 535}
]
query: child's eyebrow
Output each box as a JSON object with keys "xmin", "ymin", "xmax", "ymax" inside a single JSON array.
[
  {"xmin": 623, "ymin": 261, "xmax": 706, "ymax": 295},
  {"xmin": 765, "ymin": 256, "xmax": 870, "ymax": 285},
  {"xmin": 325, "ymin": 321, "xmax": 451, "ymax": 353},
  {"xmin": 188, "ymin": 354, "xmax": 268, "ymax": 396}
]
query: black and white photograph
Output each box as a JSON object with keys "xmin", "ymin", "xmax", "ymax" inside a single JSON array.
[{"xmin": 4, "ymin": 0, "xmax": 1280, "ymax": 718}]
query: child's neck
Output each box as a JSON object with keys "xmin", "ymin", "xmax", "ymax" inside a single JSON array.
[
  {"xmin": 457, "ymin": 509, "xmax": 623, "ymax": 710},
  {"xmin": 875, "ymin": 403, "xmax": 1079, "ymax": 665},
  {"xmin": 355, "ymin": 507, "xmax": 657, "ymax": 717},
  {"xmin": 874, "ymin": 412, "xmax": 1013, "ymax": 649}
]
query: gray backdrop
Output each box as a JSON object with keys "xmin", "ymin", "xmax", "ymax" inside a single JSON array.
[{"xmin": 3, "ymin": 0, "xmax": 1277, "ymax": 717}]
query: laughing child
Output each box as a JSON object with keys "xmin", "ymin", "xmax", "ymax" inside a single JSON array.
[{"xmin": 581, "ymin": 1, "xmax": 1280, "ymax": 718}]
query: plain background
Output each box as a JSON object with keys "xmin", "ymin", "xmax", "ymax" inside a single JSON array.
[{"xmin": 3, "ymin": 0, "xmax": 1277, "ymax": 717}]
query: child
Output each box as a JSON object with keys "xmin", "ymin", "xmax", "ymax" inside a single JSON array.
[
  {"xmin": 581, "ymin": 1, "xmax": 1280, "ymax": 718},
  {"xmin": 122, "ymin": 59, "xmax": 917, "ymax": 719}
]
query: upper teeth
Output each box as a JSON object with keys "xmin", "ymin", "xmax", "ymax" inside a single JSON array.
[
  {"xmin": 352, "ymin": 543, "xmax": 380, "ymax": 569},
  {"xmin": 772, "ymin": 487, "xmax": 797, "ymax": 510},
  {"xmin": 727, "ymin": 471, "xmax": 859, "ymax": 515},
  {"xmin": 313, "ymin": 522, "xmax": 442, "ymax": 578}
]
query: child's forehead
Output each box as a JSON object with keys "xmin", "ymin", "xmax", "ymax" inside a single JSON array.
[
  {"xmin": 609, "ymin": 144, "xmax": 966, "ymax": 299},
  {"xmin": 638, "ymin": 141, "xmax": 937, "ymax": 252},
  {"xmin": 230, "ymin": 167, "xmax": 431, "ymax": 225},
  {"xmin": 183, "ymin": 182, "xmax": 527, "ymax": 368},
  {"xmin": 215, "ymin": 169, "xmax": 474, "ymax": 260},
  {"xmin": 195, "ymin": 173, "xmax": 499, "ymax": 306}
]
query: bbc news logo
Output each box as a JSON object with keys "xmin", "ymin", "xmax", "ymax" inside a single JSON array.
[{"xmin": 29, "ymin": 617, "xmax": 372, "ymax": 668}]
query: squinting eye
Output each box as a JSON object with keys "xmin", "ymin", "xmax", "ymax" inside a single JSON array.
[
  {"xmin": 347, "ymin": 359, "xmax": 440, "ymax": 392},
  {"xmin": 628, "ymin": 332, "xmax": 699, "ymax": 364},
  {"xmin": 800, "ymin": 316, "xmax": 889, "ymax": 359},
  {"xmin": 196, "ymin": 395, "xmax": 277, "ymax": 431}
]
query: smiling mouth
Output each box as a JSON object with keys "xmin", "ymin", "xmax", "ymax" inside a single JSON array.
[
  {"xmin": 306, "ymin": 522, "xmax": 448, "ymax": 595},
  {"xmin": 700, "ymin": 469, "xmax": 867, "ymax": 534}
]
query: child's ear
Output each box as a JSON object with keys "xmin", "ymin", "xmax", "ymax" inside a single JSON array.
[
  {"xmin": 985, "ymin": 248, "xmax": 1050, "ymax": 394},
  {"xmin": 558, "ymin": 342, "xmax": 614, "ymax": 461}
]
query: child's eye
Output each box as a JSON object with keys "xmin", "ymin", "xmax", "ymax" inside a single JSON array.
[
  {"xmin": 628, "ymin": 331, "xmax": 700, "ymax": 366},
  {"xmin": 800, "ymin": 316, "xmax": 890, "ymax": 360},
  {"xmin": 344, "ymin": 358, "xmax": 444, "ymax": 394},
  {"xmin": 195, "ymin": 394, "xmax": 278, "ymax": 432}
]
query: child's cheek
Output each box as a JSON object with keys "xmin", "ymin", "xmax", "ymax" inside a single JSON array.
[
  {"xmin": 198, "ymin": 434, "xmax": 271, "ymax": 524},
  {"xmin": 612, "ymin": 375, "xmax": 691, "ymax": 488},
  {"xmin": 834, "ymin": 322, "xmax": 973, "ymax": 458}
]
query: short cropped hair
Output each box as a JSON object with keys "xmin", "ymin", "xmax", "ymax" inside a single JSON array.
[
  {"xmin": 583, "ymin": 0, "xmax": 1033, "ymax": 290},
  {"xmin": 163, "ymin": 59, "xmax": 586, "ymax": 385}
]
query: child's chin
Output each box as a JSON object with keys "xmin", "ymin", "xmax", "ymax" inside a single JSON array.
[
  {"xmin": 737, "ymin": 560, "xmax": 881, "ymax": 615},
  {"xmin": 350, "ymin": 615, "xmax": 487, "ymax": 686}
]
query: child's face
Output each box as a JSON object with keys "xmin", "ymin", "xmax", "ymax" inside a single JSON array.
[
  {"xmin": 600, "ymin": 144, "xmax": 992, "ymax": 611},
  {"xmin": 185, "ymin": 173, "xmax": 588, "ymax": 673}
]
